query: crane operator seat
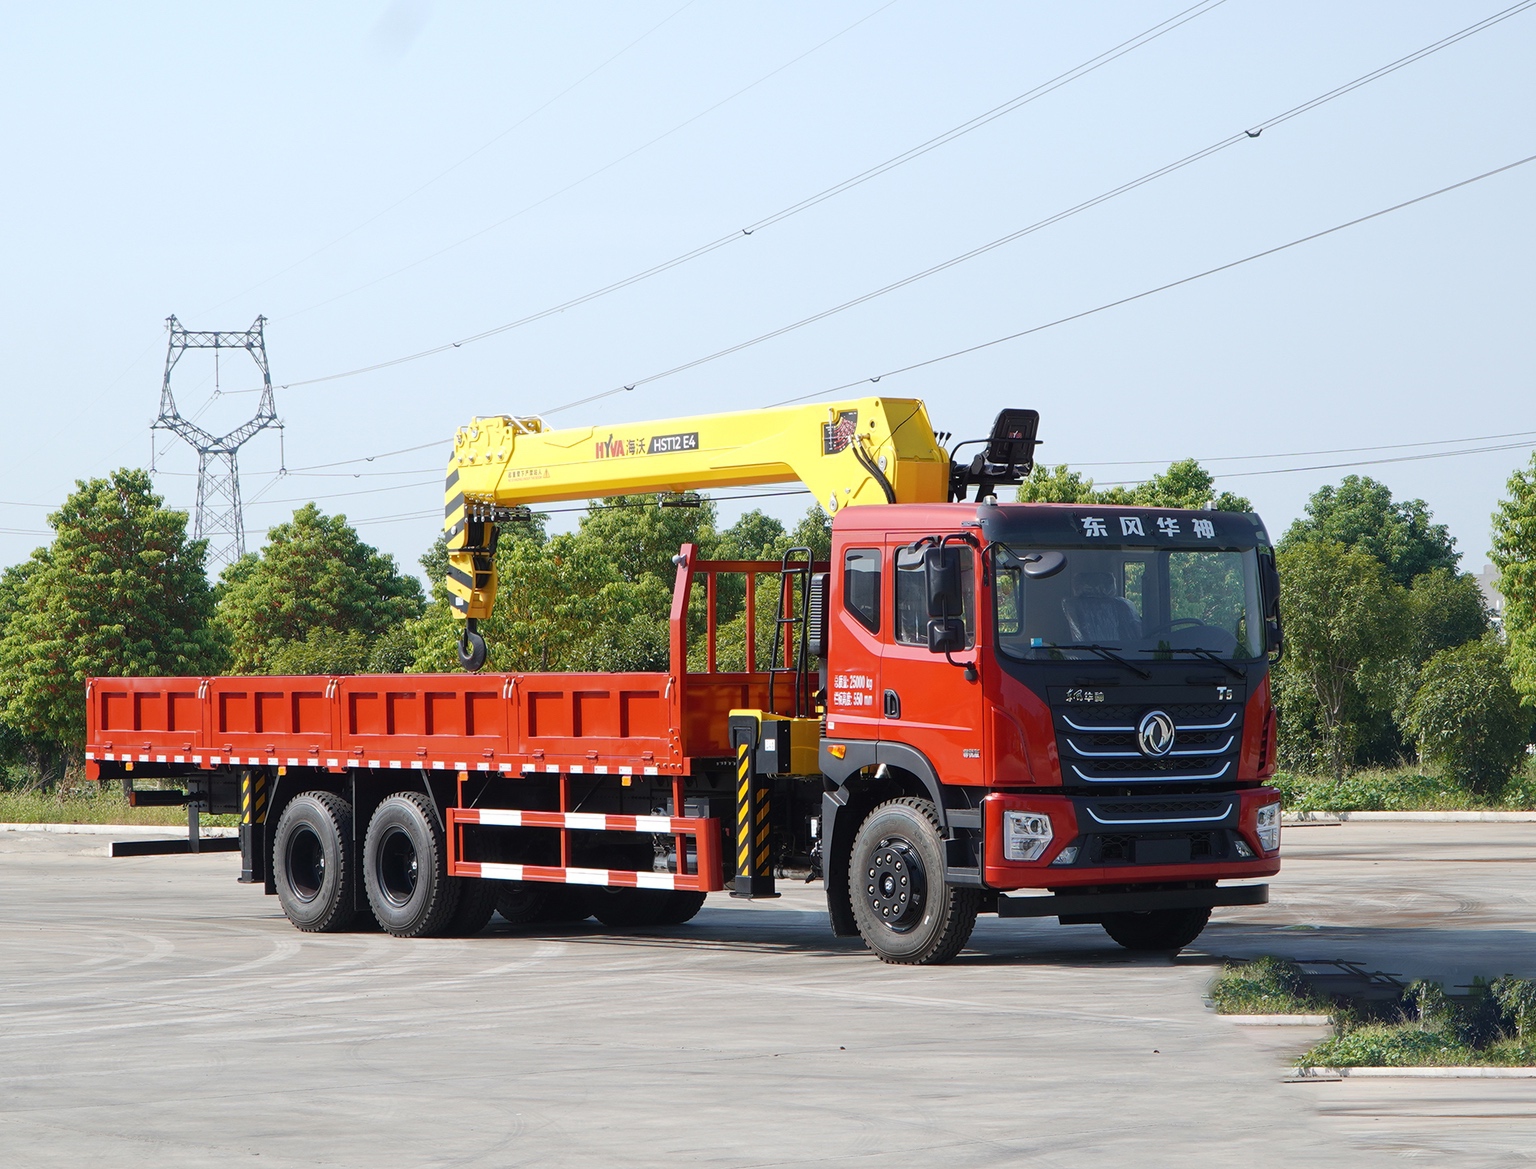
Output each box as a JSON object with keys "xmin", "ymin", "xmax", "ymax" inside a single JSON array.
[{"xmin": 1061, "ymin": 571, "xmax": 1141, "ymax": 645}]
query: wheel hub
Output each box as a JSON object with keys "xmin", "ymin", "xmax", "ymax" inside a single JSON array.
[
  {"xmin": 286, "ymin": 826, "xmax": 326, "ymax": 903},
  {"xmin": 864, "ymin": 836, "xmax": 925, "ymax": 933},
  {"xmin": 378, "ymin": 827, "xmax": 420, "ymax": 907}
]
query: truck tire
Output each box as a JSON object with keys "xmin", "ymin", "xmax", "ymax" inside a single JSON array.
[
  {"xmin": 272, "ymin": 791, "xmax": 356, "ymax": 933},
  {"xmin": 495, "ymin": 881, "xmax": 551, "ymax": 926},
  {"xmin": 538, "ymin": 886, "xmax": 594, "ymax": 923},
  {"xmin": 1101, "ymin": 907, "xmax": 1210, "ymax": 952},
  {"xmin": 652, "ymin": 890, "xmax": 706, "ymax": 926},
  {"xmin": 445, "ymin": 877, "xmax": 498, "ymax": 936},
  {"xmin": 849, "ymin": 797, "xmax": 979, "ymax": 965},
  {"xmin": 363, "ymin": 791, "xmax": 461, "ymax": 938},
  {"xmin": 590, "ymin": 887, "xmax": 666, "ymax": 928}
]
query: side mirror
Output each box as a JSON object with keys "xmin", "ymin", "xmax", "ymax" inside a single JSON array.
[
  {"xmin": 1020, "ymin": 550, "xmax": 1067, "ymax": 579},
  {"xmin": 927, "ymin": 617, "xmax": 965, "ymax": 654},
  {"xmin": 924, "ymin": 546, "xmax": 962, "ymax": 617}
]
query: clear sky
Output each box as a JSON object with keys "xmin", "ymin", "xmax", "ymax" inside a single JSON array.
[{"xmin": 2, "ymin": 2, "xmax": 1531, "ymax": 582}]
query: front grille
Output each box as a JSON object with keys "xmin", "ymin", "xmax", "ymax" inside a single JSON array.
[
  {"xmin": 1095, "ymin": 799, "xmax": 1228, "ymax": 817},
  {"xmin": 1054, "ymin": 695, "xmax": 1243, "ymax": 786}
]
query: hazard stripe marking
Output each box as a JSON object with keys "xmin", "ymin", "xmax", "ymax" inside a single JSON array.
[{"xmin": 454, "ymin": 808, "xmax": 706, "ymax": 835}]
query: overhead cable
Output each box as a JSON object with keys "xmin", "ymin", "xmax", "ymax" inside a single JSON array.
[
  {"xmin": 553, "ymin": 2, "xmax": 1536, "ymax": 416},
  {"xmin": 230, "ymin": 0, "xmax": 1229, "ymax": 391},
  {"xmin": 201, "ymin": 0, "xmax": 702, "ymax": 315},
  {"xmin": 275, "ymin": 0, "xmax": 904, "ymax": 323},
  {"xmin": 762, "ymin": 152, "xmax": 1536, "ymax": 407}
]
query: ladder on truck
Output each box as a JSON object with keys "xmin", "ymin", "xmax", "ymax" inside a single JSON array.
[{"xmin": 766, "ymin": 547, "xmax": 814, "ymax": 719}]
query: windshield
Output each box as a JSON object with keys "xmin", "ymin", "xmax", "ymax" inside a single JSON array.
[{"xmin": 993, "ymin": 543, "xmax": 1264, "ymax": 662}]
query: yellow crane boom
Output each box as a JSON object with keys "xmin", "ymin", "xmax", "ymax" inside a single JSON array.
[
  {"xmin": 444, "ymin": 397, "xmax": 943, "ymax": 610},
  {"xmin": 442, "ymin": 396, "xmax": 1038, "ymax": 668}
]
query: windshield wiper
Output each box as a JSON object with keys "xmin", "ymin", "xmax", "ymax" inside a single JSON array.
[
  {"xmin": 1154, "ymin": 646, "xmax": 1243, "ymax": 678},
  {"xmin": 1045, "ymin": 643, "xmax": 1151, "ymax": 679}
]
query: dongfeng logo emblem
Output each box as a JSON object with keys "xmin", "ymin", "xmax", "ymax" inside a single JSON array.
[{"xmin": 1137, "ymin": 710, "xmax": 1176, "ymax": 757}]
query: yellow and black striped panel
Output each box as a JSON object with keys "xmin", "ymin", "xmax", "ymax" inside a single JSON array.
[
  {"xmin": 240, "ymin": 773, "xmax": 270, "ymax": 826},
  {"xmin": 735, "ymin": 742, "xmax": 752, "ymax": 876},
  {"xmin": 443, "ymin": 468, "xmax": 501, "ymax": 619}
]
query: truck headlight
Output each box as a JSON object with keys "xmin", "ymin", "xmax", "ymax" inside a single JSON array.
[
  {"xmin": 1004, "ymin": 811, "xmax": 1053, "ymax": 862},
  {"xmin": 1255, "ymin": 802, "xmax": 1281, "ymax": 852}
]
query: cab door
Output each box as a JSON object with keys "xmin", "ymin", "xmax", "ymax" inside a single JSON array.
[
  {"xmin": 876, "ymin": 536, "xmax": 986, "ymax": 785},
  {"xmin": 825, "ymin": 545, "xmax": 885, "ymax": 743}
]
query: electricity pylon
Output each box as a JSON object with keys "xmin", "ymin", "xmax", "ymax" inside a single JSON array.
[{"xmin": 154, "ymin": 315, "xmax": 282, "ymax": 572}]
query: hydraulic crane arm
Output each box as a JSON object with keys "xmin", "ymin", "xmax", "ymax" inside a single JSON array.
[{"xmin": 442, "ymin": 397, "xmax": 1038, "ymax": 668}]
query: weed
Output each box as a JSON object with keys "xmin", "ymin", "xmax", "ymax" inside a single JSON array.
[{"xmin": 1209, "ymin": 957, "xmax": 1332, "ymax": 1015}]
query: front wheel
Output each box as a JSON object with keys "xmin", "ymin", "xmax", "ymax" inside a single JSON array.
[
  {"xmin": 1101, "ymin": 907, "xmax": 1210, "ymax": 952},
  {"xmin": 849, "ymin": 798, "xmax": 979, "ymax": 965}
]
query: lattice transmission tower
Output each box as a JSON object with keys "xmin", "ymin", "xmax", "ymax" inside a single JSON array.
[{"xmin": 154, "ymin": 315, "xmax": 283, "ymax": 572}]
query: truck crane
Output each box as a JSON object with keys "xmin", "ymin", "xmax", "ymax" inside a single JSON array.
[{"xmin": 85, "ymin": 396, "xmax": 1283, "ymax": 965}]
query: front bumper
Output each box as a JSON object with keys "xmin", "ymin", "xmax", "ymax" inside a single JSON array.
[
  {"xmin": 998, "ymin": 882, "xmax": 1268, "ymax": 919},
  {"xmin": 979, "ymin": 787, "xmax": 1281, "ymax": 890}
]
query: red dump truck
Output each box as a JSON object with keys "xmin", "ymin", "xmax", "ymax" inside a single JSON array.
[{"xmin": 86, "ymin": 400, "xmax": 1281, "ymax": 963}]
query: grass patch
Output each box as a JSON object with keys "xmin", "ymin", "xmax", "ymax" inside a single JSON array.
[
  {"xmin": 1209, "ymin": 957, "xmax": 1332, "ymax": 1015},
  {"xmin": 0, "ymin": 784, "xmax": 238, "ymax": 828},
  {"xmin": 1213, "ymin": 962, "xmax": 1536, "ymax": 1068},
  {"xmin": 1272, "ymin": 759, "xmax": 1536, "ymax": 812}
]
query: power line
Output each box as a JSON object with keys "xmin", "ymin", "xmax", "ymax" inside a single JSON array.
[
  {"xmin": 763, "ymin": 151, "xmax": 1536, "ymax": 408},
  {"xmin": 553, "ymin": 1, "xmax": 1536, "ymax": 417},
  {"xmin": 243, "ymin": 477, "xmax": 441, "ymax": 508},
  {"xmin": 200, "ymin": 1, "xmax": 702, "ymax": 315},
  {"xmin": 1062, "ymin": 427, "xmax": 1536, "ymax": 468},
  {"xmin": 275, "ymin": 0, "xmax": 904, "ymax": 324},
  {"xmin": 221, "ymin": 0, "xmax": 1228, "ymax": 394}
]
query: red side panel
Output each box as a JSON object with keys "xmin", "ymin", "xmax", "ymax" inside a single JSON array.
[{"xmin": 207, "ymin": 676, "xmax": 334, "ymax": 761}]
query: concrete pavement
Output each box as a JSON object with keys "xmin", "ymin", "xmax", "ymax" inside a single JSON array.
[{"xmin": 0, "ymin": 822, "xmax": 1532, "ymax": 1167}]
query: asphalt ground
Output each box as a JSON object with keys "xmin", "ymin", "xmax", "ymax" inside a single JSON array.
[{"xmin": 1, "ymin": 822, "xmax": 1533, "ymax": 1168}]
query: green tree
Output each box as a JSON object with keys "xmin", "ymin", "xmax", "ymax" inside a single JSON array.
[
  {"xmin": 1015, "ymin": 459, "xmax": 1250, "ymax": 511},
  {"xmin": 215, "ymin": 503, "xmax": 424, "ymax": 673},
  {"xmin": 576, "ymin": 496, "xmax": 719, "ymax": 585},
  {"xmin": 1017, "ymin": 464, "xmax": 1117, "ymax": 504},
  {"xmin": 1133, "ymin": 458, "xmax": 1251, "ymax": 513},
  {"xmin": 1274, "ymin": 540, "xmax": 1410, "ymax": 779},
  {"xmin": 1284, "ymin": 475, "xmax": 1458, "ymax": 587},
  {"xmin": 1406, "ymin": 568, "xmax": 1490, "ymax": 667},
  {"xmin": 409, "ymin": 528, "xmax": 651, "ymax": 673},
  {"xmin": 1406, "ymin": 636, "xmax": 1530, "ymax": 794},
  {"xmin": 0, "ymin": 470, "xmax": 225, "ymax": 777},
  {"xmin": 1492, "ymin": 453, "xmax": 1536, "ymax": 705}
]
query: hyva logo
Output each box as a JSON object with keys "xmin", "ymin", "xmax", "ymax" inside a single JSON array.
[{"xmin": 1136, "ymin": 710, "xmax": 1176, "ymax": 758}]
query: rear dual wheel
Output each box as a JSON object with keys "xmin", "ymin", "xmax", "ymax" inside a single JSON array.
[
  {"xmin": 495, "ymin": 882, "xmax": 592, "ymax": 926},
  {"xmin": 363, "ymin": 792, "xmax": 463, "ymax": 938},
  {"xmin": 272, "ymin": 792, "xmax": 357, "ymax": 933},
  {"xmin": 590, "ymin": 888, "xmax": 707, "ymax": 929}
]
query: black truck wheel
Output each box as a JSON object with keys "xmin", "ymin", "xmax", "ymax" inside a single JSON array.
[
  {"xmin": 496, "ymin": 883, "xmax": 593, "ymax": 925},
  {"xmin": 495, "ymin": 881, "xmax": 551, "ymax": 925},
  {"xmin": 445, "ymin": 877, "xmax": 498, "ymax": 935},
  {"xmin": 652, "ymin": 890, "xmax": 707, "ymax": 926},
  {"xmin": 590, "ymin": 887, "xmax": 667, "ymax": 928},
  {"xmin": 272, "ymin": 791, "xmax": 356, "ymax": 933},
  {"xmin": 363, "ymin": 791, "xmax": 461, "ymax": 938},
  {"xmin": 1101, "ymin": 907, "xmax": 1211, "ymax": 952},
  {"xmin": 538, "ymin": 886, "xmax": 594, "ymax": 922},
  {"xmin": 849, "ymin": 798, "xmax": 979, "ymax": 965}
]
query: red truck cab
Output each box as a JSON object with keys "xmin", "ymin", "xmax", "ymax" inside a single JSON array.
[{"xmin": 814, "ymin": 498, "xmax": 1281, "ymax": 956}]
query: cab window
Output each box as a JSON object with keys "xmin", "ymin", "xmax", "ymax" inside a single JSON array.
[
  {"xmin": 843, "ymin": 548, "xmax": 881, "ymax": 633},
  {"xmin": 894, "ymin": 546, "xmax": 975, "ymax": 647}
]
